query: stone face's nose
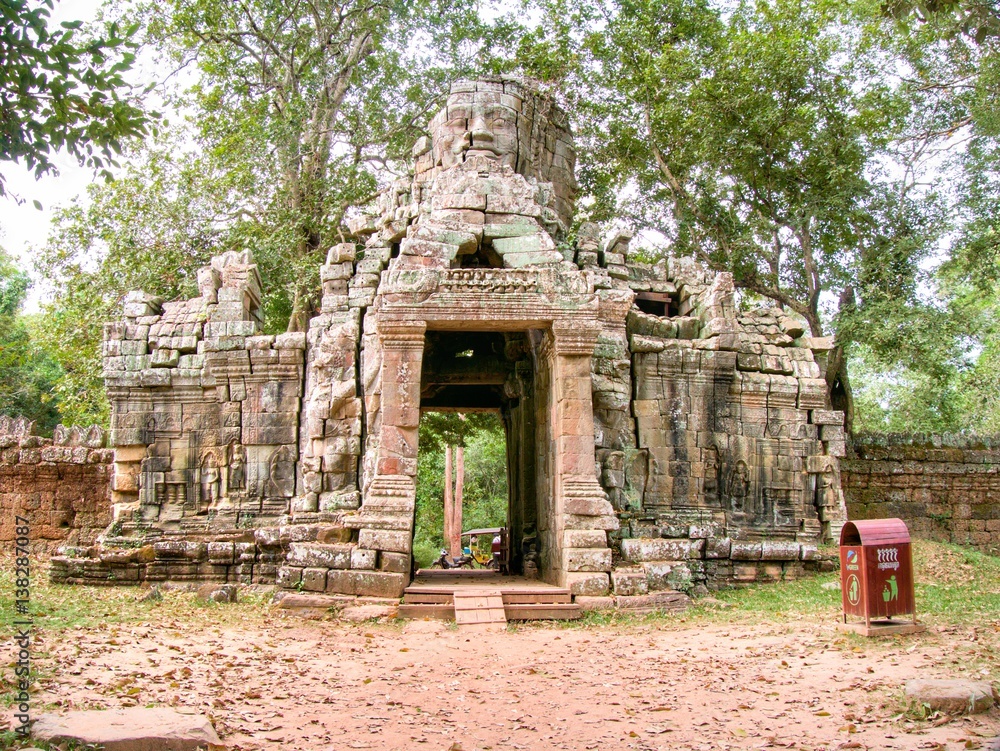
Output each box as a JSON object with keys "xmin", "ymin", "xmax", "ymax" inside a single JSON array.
[{"xmin": 468, "ymin": 116, "xmax": 496, "ymax": 153}]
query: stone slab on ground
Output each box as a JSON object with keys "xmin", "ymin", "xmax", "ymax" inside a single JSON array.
[
  {"xmin": 276, "ymin": 592, "xmax": 352, "ymax": 610},
  {"xmin": 340, "ymin": 604, "xmax": 398, "ymax": 622},
  {"xmin": 905, "ymin": 679, "xmax": 999, "ymax": 715},
  {"xmin": 32, "ymin": 707, "xmax": 222, "ymax": 751},
  {"xmin": 614, "ymin": 590, "xmax": 691, "ymax": 612}
]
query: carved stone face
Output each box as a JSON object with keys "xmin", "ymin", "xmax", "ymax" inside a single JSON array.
[
  {"xmin": 422, "ymin": 78, "xmax": 579, "ymax": 236},
  {"xmin": 433, "ymin": 92, "xmax": 524, "ymax": 170}
]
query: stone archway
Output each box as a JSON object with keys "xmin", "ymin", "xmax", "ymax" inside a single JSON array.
[{"xmin": 343, "ymin": 267, "xmax": 620, "ymax": 597}]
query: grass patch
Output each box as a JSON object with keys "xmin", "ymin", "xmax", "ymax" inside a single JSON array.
[
  {"xmin": 0, "ymin": 558, "xmax": 277, "ymax": 638},
  {"xmin": 1, "ymin": 539, "xmax": 997, "ymax": 638}
]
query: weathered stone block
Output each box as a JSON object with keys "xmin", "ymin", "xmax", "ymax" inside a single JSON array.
[
  {"xmin": 565, "ymin": 571, "xmax": 610, "ymax": 596},
  {"xmin": 730, "ymin": 542, "xmax": 763, "ymax": 560},
  {"xmin": 358, "ymin": 528, "xmax": 411, "ymax": 553},
  {"xmin": 276, "ymin": 566, "xmax": 302, "ymax": 588},
  {"xmin": 301, "ymin": 567, "xmax": 327, "ymax": 592},
  {"xmin": 206, "ymin": 542, "xmax": 235, "ymax": 564},
  {"xmin": 350, "ymin": 547, "xmax": 378, "ymax": 570},
  {"xmin": 611, "ymin": 568, "xmax": 648, "ymax": 596},
  {"xmin": 620, "ymin": 538, "xmax": 704, "ymax": 562},
  {"xmin": 564, "ymin": 529, "xmax": 607, "ymax": 548},
  {"xmin": 325, "ymin": 569, "xmax": 407, "ymax": 598},
  {"xmin": 286, "ymin": 542, "xmax": 352, "ymax": 569},
  {"xmin": 566, "ymin": 547, "xmax": 612, "ymax": 572},
  {"xmin": 378, "ymin": 551, "xmax": 410, "ymax": 574},
  {"xmin": 904, "ymin": 680, "xmax": 997, "ymax": 715},
  {"xmin": 759, "ymin": 541, "xmax": 801, "ymax": 560}
]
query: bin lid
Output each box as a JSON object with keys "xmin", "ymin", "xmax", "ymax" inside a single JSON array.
[{"xmin": 840, "ymin": 518, "xmax": 910, "ymax": 547}]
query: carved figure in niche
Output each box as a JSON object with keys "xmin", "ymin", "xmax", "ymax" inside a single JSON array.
[
  {"xmin": 726, "ymin": 460, "xmax": 751, "ymax": 513},
  {"xmin": 769, "ymin": 488, "xmax": 796, "ymax": 527},
  {"xmin": 199, "ymin": 448, "xmax": 222, "ymax": 514},
  {"xmin": 815, "ymin": 461, "xmax": 838, "ymax": 520},
  {"xmin": 704, "ymin": 448, "xmax": 719, "ymax": 502},
  {"xmin": 266, "ymin": 446, "xmax": 295, "ymax": 498},
  {"xmin": 228, "ymin": 440, "xmax": 246, "ymax": 492},
  {"xmin": 521, "ymin": 525, "xmax": 540, "ymax": 580}
]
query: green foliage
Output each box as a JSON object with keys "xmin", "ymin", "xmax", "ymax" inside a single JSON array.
[
  {"xmin": 413, "ymin": 413, "xmax": 508, "ymax": 563},
  {"xmin": 0, "ymin": 249, "xmax": 61, "ymax": 430},
  {"xmin": 0, "ymin": 0, "xmax": 151, "ymax": 197},
  {"xmin": 529, "ymin": 0, "xmax": 933, "ymax": 343}
]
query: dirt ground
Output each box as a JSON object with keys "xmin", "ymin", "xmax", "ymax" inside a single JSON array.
[{"xmin": 18, "ymin": 606, "xmax": 1000, "ymax": 751}]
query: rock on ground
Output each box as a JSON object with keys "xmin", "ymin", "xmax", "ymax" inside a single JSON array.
[
  {"xmin": 195, "ymin": 582, "xmax": 238, "ymax": 603},
  {"xmin": 340, "ymin": 604, "xmax": 397, "ymax": 622},
  {"xmin": 905, "ymin": 678, "xmax": 998, "ymax": 715},
  {"xmin": 31, "ymin": 707, "xmax": 222, "ymax": 751}
]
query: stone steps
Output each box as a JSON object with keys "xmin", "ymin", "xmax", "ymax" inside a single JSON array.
[{"xmin": 399, "ymin": 582, "xmax": 581, "ymax": 621}]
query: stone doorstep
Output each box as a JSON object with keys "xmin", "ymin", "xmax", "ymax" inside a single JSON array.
[
  {"xmin": 31, "ymin": 707, "xmax": 222, "ymax": 751},
  {"xmin": 275, "ymin": 592, "xmax": 398, "ymax": 610}
]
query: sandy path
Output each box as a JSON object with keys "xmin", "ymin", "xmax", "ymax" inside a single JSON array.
[{"xmin": 23, "ymin": 611, "xmax": 1000, "ymax": 751}]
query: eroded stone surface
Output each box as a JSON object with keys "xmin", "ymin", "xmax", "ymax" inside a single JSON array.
[{"xmin": 31, "ymin": 707, "xmax": 221, "ymax": 751}]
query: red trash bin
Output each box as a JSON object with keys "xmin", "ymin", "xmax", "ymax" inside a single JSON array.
[{"xmin": 839, "ymin": 518, "xmax": 917, "ymax": 631}]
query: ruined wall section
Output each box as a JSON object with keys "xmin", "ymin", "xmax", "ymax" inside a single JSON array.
[
  {"xmin": 100, "ymin": 251, "xmax": 304, "ymax": 540},
  {"xmin": 588, "ymin": 253, "xmax": 849, "ymax": 592},
  {"xmin": 297, "ymin": 242, "xmax": 370, "ymax": 515},
  {"xmin": 843, "ymin": 434, "xmax": 1000, "ymax": 556},
  {"xmin": 0, "ymin": 418, "xmax": 112, "ymax": 552}
]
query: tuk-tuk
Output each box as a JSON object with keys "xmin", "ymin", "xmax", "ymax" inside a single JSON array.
[{"xmin": 462, "ymin": 527, "xmax": 509, "ymax": 574}]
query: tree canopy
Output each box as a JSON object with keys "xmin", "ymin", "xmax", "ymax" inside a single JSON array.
[
  {"xmin": 0, "ymin": 0, "xmax": 151, "ymax": 198},
  {"xmin": 517, "ymin": 0, "xmax": 992, "ymax": 430},
  {"xmin": 33, "ymin": 0, "xmax": 521, "ymax": 424},
  {"xmin": 0, "ymin": 248, "xmax": 61, "ymax": 430}
]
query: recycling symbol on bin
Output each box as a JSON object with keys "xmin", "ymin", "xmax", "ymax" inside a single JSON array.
[{"xmin": 846, "ymin": 574, "xmax": 860, "ymax": 606}]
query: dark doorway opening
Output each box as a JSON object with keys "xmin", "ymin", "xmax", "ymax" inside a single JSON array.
[{"xmin": 413, "ymin": 330, "xmax": 538, "ymax": 577}]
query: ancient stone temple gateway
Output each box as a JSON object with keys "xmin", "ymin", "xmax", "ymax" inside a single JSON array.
[{"xmin": 51, "ymin": 77, "xmax": 848, "ymax": 599}]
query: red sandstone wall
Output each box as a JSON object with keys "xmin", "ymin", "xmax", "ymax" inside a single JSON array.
[
  {"xmin": 842, "ymin": 434, "xmax": 1000, "ymax": 556},
  {"xmin": 0, "ymin": 422, "xmax": 113, "ymax": 554}
]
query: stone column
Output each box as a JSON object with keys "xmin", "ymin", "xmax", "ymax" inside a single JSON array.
[
  {"xmin": 344, "ymin": 319, "xmax": 426, "ymax": 597},
  {"xmin": 550, "ymin": 320, "xmax": 619, "ymax": 595}
]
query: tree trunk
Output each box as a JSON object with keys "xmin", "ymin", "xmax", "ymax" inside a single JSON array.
[
  {"xmin": 453, "ymin": 446, "xmax": 464, "ymax": 557},
  {"xmin": 286, "ymin": 283, "xmax": 313, "ymax": 333},
  {"xmin": 827, "ymin": 284, "xmax": 856, "ymax": 435},
  {"xmin": 444, "ymin": 446, "xmax": 454, "ymax": 557},
  {"xmin": 825, "ymin": 345, "xmax": 855, "ymax": 435}
]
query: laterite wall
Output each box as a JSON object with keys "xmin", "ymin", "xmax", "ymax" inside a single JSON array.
[
  {"xmin": 841, "ymin": 434, "xmax": 1000, "ymax": 556},
  {"xmin": 0, "ymin": 420, "xmax": 113, "ymax": 553}
]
